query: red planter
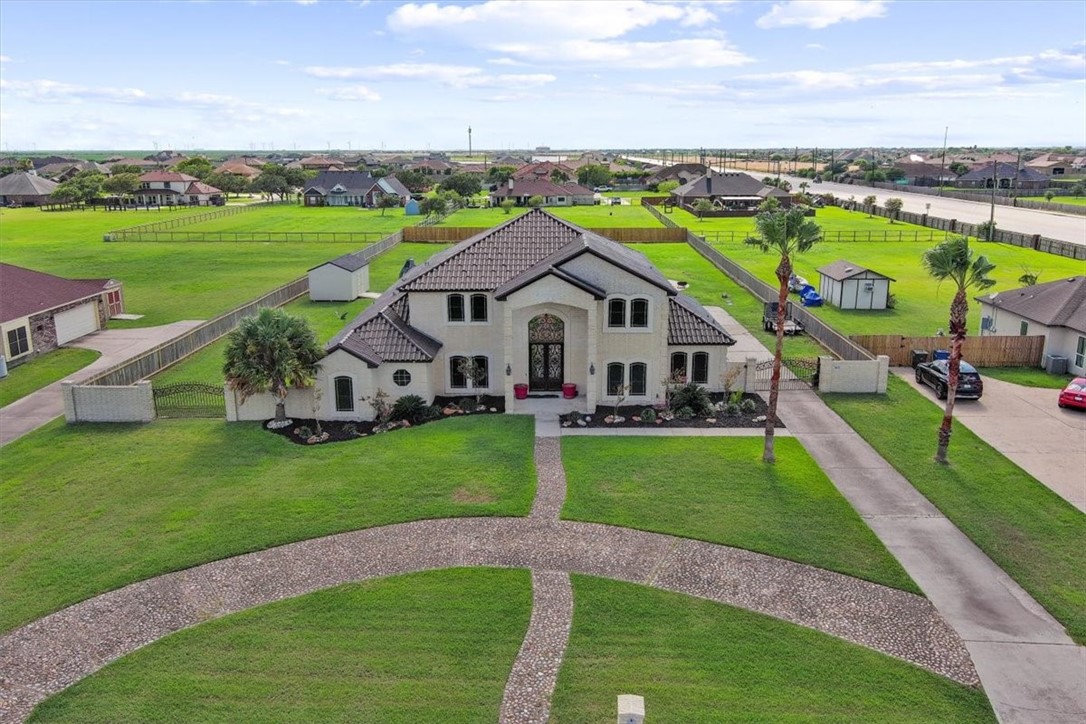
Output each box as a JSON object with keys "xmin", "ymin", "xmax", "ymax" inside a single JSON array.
[
  {"xmin": 562, "ymin": 383, "xmax": 577, "ymax": 399},
  {"xmin": 514, "ymin": 383, "xmax": 529, "ymax": 400}
]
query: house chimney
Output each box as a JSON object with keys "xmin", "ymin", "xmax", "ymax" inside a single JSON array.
[
  {"xmin": 706, "ymin": 173, "xmax": 712, "ymax": 196},
  {"xmin": 507, "ymin": 177, "xmax": 514, "ymax": 191}
]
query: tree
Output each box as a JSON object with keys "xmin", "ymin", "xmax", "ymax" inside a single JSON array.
[
  {"xmin": 0, "ymin": 166, "xmax": 15, "ymax": 178},
  {"xmin": 419, "ymin": 196, "xmax": 447, "ymax": 217},
  {"xmin": 500, "ymin": 199, "xmax": 515, "ymax": 214},
  {"xmin": 886, "ymin": 167, "xmax": 906, "ymax": 182},
  {"xmin": 757, "ymin": 196, "xmax": 780, "ymax": 213},
  {"xmin": 486, "ymin": 165, "xmax": 516, "ymax": 184},
  {"xmin": 744, "ymin": 207, "xmax": 822, "ymax": 463},
  {"xmin": 949, "ymin": 161, "xmax": 970, "ymax": 176},
  {"xmin": 863, "ymin": 195, "xmax": 877, "ymax": 217},
  {"xmin": 439, "ymin": 173, "xmax": 482, "ymax": 197},
  {"xmin": 884, "ymin": 197, "xmax": 903, "ymax": 223},
  {"xmin": 252, "ymin": 164, "xmax": 306, "ymax": 201},
  {"xmin": 798, "ymin": 181, "xmax": 809, "ymax": 195},
  {"xmin": 109, "ymin": 163, "xmax": 143, "ymax": 176},
  {"xmin": 921, "ymin": 236, "xmax": 996, "ymax": 464},
  {"xmin": 657, "ymin": 180, "xmax": 680, "ymax": 194},
  {"xmin": 376, "ymin": 193, "xmax": 399, "ymax": 216},
  {"xmin": 550, "ymin": 168, "xmax": 570, "ymax": 183},
  {"xmin": 1018, "ymin": 267, "xmax": 1040, "ymax": 286},
  {"xmin": 223, "ymin": 307, "xmax": 324, "ymax": 424},
  {"xmin": 1070, "ymin": 182, "xmax": 1085, "ymax": 197},
  {"xmin": 397, "ymin": 169, "xmax": 429, "ymax": 194},
  {"xmin": 206, "ymin": 171, "xmax": 249, "ymax": 197},
  {"xmin": 527, "ymin": 194, "xmax": 545, "ymax": 208},
  {"xmin": 51, "ymin": 170, "xmax": 104, "ymax": 203},
  {"xmin": 693, "ymin": 198, "xmax": 713, "ymax": 220},
  {"xmin": 1044, "ymin": 190, "xmax": 1056, "ymax": 203},
  {"xmin": 576, "ymin": 163, "xmax": 612, "ymax": 189},
  {"xmin": 370, "ymin": 166, "xmax": 389, "ymax": 179},
  {"xmin": 17, "ymin": 158, "xmax": 34, "ymax": 171},
  {"xmin": 102, "ymin": 172, "xmax": 139, "ymax": 199},
  {"xmin": 174, "ymin": 157, "xmax": 213, "ymax": 180},
  {"xmin": 975, "ymin": 220, "xmax": 997, "ymax": 241}
]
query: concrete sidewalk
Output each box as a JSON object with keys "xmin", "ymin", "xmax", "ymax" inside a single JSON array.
[
  {"xmin": 708, "ymin": 308, "xmax": 1086, "ymax": 723},
  {"xmin": 0, "ymin": 321, "xmax": 204, "ymax": 447}
]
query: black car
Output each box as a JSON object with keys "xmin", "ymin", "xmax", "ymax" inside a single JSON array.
[{"xmin": 915, "ymin": 358, "xmax": 984, "ymax": 400}]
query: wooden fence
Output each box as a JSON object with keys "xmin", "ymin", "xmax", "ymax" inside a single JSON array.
[
  {"xmin": 403, "ymin": 225, "xmax": 687, "ymax": 243},
  {"xmin": 704, "ymin": 228, "xmax": 945, "ymax": 243},
  {"xmin": 403, "ymin": 226, "xmax": 490, "ymax": 242},
  {"xmin": 850, "ymin": 334, "xmax": 1046, "ymax": 367},
  {"xmin": 106, "ymin": 230, "xmax": 389, "ymax": 243},
  {"xmin": 586, "ymin": 227, "xmax": 686, "ymax": 242}
]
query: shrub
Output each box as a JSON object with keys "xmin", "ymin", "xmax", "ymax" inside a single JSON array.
[
  {"xmin": 669, "ymin": 383, "xmax": 713, "ymax": 417},
  {"xmin": 343, "ymin": 423, "xmax": 360, "ymax": 437},
  {"xmin": 528, "ymin": 194, "xmax": 544, "ymax": 208},
  {"xmin": 724, "ymin": 402, "xmax": 740, "ymax": 416},
  {"xmin": 391, "ymin": 394, "xmax": 429, "ymax": 424},
  {"xmin": 740, "ymin": 398, "xmax": 757, "ymax": 413},
  {"xmin": 458, "ymin": 397, "xmax": 476, "ymax": 412},
  {"xmin": 675, "ymin": 406, "xmax": 694, "ymax": 420},
  {"xmin": 728, "ymin": 390, "xmax": 744, "ymax": 406},
  {"xmin": 422, "ymin": 405, "xmax": 443, "ymax": 422},
  {"xmin": 640, "ymin": 408, "xmax": 656, "ymax": 423},
  {"xmin": 500, "ymin": 199, "xmax": 515, "ymax": 214},
  {"xmin": 296, "ymin": 425, "xmax": 313, "ymax": 438}
]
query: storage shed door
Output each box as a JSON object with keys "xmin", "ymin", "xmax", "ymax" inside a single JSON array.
[{"xmin": 54, "ymin": 303, "xmax": 99, "ymax": 344}]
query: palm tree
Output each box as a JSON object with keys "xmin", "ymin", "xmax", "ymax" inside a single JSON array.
[
  {"xmin": 921, "ymin": 236, "xmax": 996, "ymax": 463},
  {"xmin": 745, "ymin": 206, "xmax": 823, "ymax": 463},
  {"xmin": 223, "ymin": 307, "xmax": 324, "ymax": 424}
]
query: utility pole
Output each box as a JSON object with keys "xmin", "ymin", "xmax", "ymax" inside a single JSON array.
[
  {"xmin": 988, "ymin": 161, "xmax": 998, "ymax": 241},
  {"xmin": 467, "ymin": 126, "xmax": 472, "ymax": 158},
  {"xmin": 937, "ymin": 126, "xmax": 948, "ymax": 197}
]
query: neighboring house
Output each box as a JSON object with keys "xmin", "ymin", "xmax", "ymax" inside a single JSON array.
[
  {"xmin": 976, "ymin": 276, "xmax": 1086, "ymax": 374},
  {"xmin": 512, "ymin": 161, "xmax": 576, "ymax": 181},
  {"xmin": 302, "ymin": 171, "xmax": 411, "ymax": 207},
  {"xmin": 890, "ymin": 161, "xmax": 958, "ymax": 187},
  {"xmin": 644, "ymin": 163, "xmax": 707, "ymax": 188},
  {"xmin": 0, "ymin": 172, "xmax": 59, "ymax": 207},
  {"xmin": 489, "ymin": 179, "xmax": 595, "ymax": 207},
  {"xmin": 213, "ymin": 160, "xmax": 263, "ymax": 180},
  {"xmin": 407, "ymin": 159, "xmax": 453, "ymax": 174},
  {"xmin": 132, "ymin": 172, "xmax": 224, "ymax": 206},
  {"xmin": 817, "ymin": 261, "xmax": 895, "ymax": 310},
  {"xmin": 1025, "ymin": 153, "xmax": 1073, "ymax": 177},
  {"xmin": 36, "ymin": 160, "xmax": 109, "ymax": 182},
  {"xmin": 0, "ymin": 263, "xmax": 123, "ymax": 366},
  {"xmin": 954, "ymin": 163, "xmax": 1049, "ymax": 190},
  {"xmin": 298, "ymin": 156, "xmax": 343, "ymax": 171},
  {"xmin": 231, "ymin": 209, "xmax": 736, "ymax": 421},
  {"xmin": 671, "ymin": 171, "xmax": 791, "ymax": 210}
]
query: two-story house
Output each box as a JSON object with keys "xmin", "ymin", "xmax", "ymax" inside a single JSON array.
[
  {"xmin": 133, "ymin": 172, "xmax": 224, "ymax": 206},
  {"xmin": 268, "ymin": 209, "xmax": 735, "ymax": 421}
]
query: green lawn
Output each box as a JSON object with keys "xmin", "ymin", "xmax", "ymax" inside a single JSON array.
[
  {"xmin": 712, "ymin": 236, "xmax": 1086, "ymax": 337},
  {"xmin": 630, "ymin": 243, "xmax": 826, "ymax": 356},
  {"xmin": 551, "ymin": 577, "xmax": 994, "ymax": 723},
  {"xmin": 153, "ymin": 242, "xmax": 449, "ymax": 386},
  {"xmin": 0, "ymin": 207, "xmax": 403, "ymax": 328},
  {"xmin": 0, "ymin": 348, "xmax": 101, "ymax": 408},
  {"xmin": 437, "ymin": 207, "xmax": 527, "ymax": 226},
  {"xmin": 178, "ymin": 205, "xmax": 421, "ymax": 234},
  {"xmin": 30, "ymin": 570, "xmax": 531, "ymax": 723},
  {"xmin": 0, "ymin": 415, "xmax": 535, "ymax": 632},
  {"xmin": 824, "ymin": 377, "xmax": 1086, "ymax": 643},
  {"xmin": 1018, "ymin": 196, "xmax": 1086, "ymax": 206},
  {"xmin": 981, "ymin": 366, "xmax": 1076, "ymax": 388},
  {"xmin": 562, "ymin": 437, "xmax": 917, "ymax": 592},
  {"xmin": 673, "ymin": 205, "xmax": 942, "ymax": 237},
  {"xmin": 439, "ymin": 203, "xmax": 665, "ymax": 229}
]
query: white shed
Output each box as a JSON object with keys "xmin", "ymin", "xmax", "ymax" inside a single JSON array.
[
  {"xmin": 308, "ymin": 249, "xmax": 371, "ymax": 302},
  {"xmin": 817, "ymin": 260, "xmax": 894, "ymax": 310}
]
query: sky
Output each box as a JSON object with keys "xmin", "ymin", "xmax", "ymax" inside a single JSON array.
[{"xmin": 0, "ymin": 0, "xmax": 1084, "ymax": 152}]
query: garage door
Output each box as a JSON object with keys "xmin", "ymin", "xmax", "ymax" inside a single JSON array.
[{"xmin": 54, "ymin": 303, "xmax": 99, "ymax": 344}]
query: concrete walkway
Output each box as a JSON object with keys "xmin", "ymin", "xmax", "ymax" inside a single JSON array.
[
  {"xmin": 705, "ymin": 307, "xmax": 1086, "ymax": 723},
  {"xmin": 894, "ymin": 368, "xmax": 1086, "ymax": 512},
  {"xmin": 0, "ymin": 322, "xmax": 204, "ymax": 447}
]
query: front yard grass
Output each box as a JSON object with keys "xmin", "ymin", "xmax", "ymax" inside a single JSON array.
[
  {"xmin": 673, "ymin": 205, "xmax": 940, "ymax": 236},
  {"xmin": 550, "ymin": 576, "xmax": 994, "ymax": 723},
  {"xmin": 1018, "ymin": 196, "xmax": 1086, "ymax": 206},
  {"xmin": 0, "ymin": 415, "xmax": 535, "ymax": 632},
  {"xmin": 29, "ymin": 569, "xmax": 531, "ymax": 723},
  {"xmin": 824, "ymin": 376, "xmax": 1086, "ymax": 643},
  {"xmin": 439, "ymin": 203, "xmax": 664, "ymax": 229},
  {"xmin": 0, "ymin": 348, "xmax": 101, "ymax": 408},
  {"xmin": 981, "ymin": 366, "xmax": 1076, "ymax": 389},
  {"xmin": 561, "ymin": 437, "xmax": 917, "ymax": 592},
  {"xmin": 630, "ymin": 243, "xmax": 825, "ymax": 357},
  {"xmin": 177, "ymin": 205, "xmax": 421, "ymax": 234}
]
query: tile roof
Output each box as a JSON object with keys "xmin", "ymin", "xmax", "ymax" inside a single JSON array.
[
  {"xmin": 139, "ymin": 171, "xmax": 198, "ymax": 183},
  {"xmin": 977, "ymin": 276, "xmax": 1086, "ymax": 334},
  {"xmin": 310, "ymin": 241, "xmax": 392, "ymax": 273},
  {"xmin": 305, "ymin": 170, "xmax": 377, "ymax": 196},
  {"xmin": 668, "ymin": 295, "xmax": 736, "ymax": 346},
  {"xmin": 0, "ymin": 172, "xmax": 59, "ymax": 196},
  {"xmin": 818, "ymin": 260, "xmax": 894, "ymax": 282},
  {"xmin": 1, "ymin": 263, "xmax": 118, "ymax": 323},
  {"xmin": 327, "ymin": 289, "xmax": 442, "ymax": 366},
  {"xmin": 184, "ymin": 181, "xmax": 223, "ymax": 195}
]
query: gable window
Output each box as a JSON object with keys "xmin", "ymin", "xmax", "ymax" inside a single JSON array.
[
  {"xmin": 393, "ymin": 369, "xmax": 411, "ymax": 387},
  {"xmin": 1076, "ymin": 336, "xmax": 1085, "ymax": 369},
  {"xmin": 470, "ymin": 294, "xmax": 488, "ymax": 323},
  {"xmin": 449, "ymin": 355, "xmax": 467, "ymax": 388},
  {"xmin": 630, "ymin": 362, "xmax": 647, "ymax": 396},
  {"xmin": 334, "ymin": 376, "xmax": 354, "ymax": 412},
  {"xmin": 630, "ymin": 298, "xmax": 649, "ymax": 328},
  {"xmin": 670, "ymin": 352, "xmax": 688, "ymax": 381},
  {"xmin": 6, "ymin": 326, "xmax": 29, "ymax": 357},
  {"xmin": 606, "ymin": 362, "xmax": 625, "ymax": 395},
  {"xmin": 447, "ymin": 294, "xmax": 465, "ymax": 322},
  {"xmin": 1019, "ymin": 320, "xmax": 1029, "ymax": 336},
  {"xmin": 608, "ymin": 298, "xmax": 626, "ymax": 328},
  {"xmin": 691, "ymin": 352, "xmax": 709, "ymax": 384}
]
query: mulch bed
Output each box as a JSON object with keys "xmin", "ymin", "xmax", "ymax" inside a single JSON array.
[
  {"xmin": 561, "ymin": 393, "xmax": 784, "ymax": 429},
  {"xmin": 266, "ymin": 395, "xmax": 506, "ymax": 446}
]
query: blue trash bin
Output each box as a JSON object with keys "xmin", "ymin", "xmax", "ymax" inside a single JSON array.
[{"xmin": 933, "ymin": 349, "xmax": 950, "ymax": 360}]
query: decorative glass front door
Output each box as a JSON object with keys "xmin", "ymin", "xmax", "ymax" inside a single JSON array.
[{"xmin": 528, "ymin": 314, "xmax": 564, "ymax": 392}]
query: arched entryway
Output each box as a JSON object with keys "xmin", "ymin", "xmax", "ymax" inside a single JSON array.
[{"xmin": 528, "ymin": 313, "xmax": 564, "ymax": 392}]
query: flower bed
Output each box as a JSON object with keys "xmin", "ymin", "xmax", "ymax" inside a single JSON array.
[{"xmin": 561, "ymin": 393, "xmax": 784, "ymax": 429}]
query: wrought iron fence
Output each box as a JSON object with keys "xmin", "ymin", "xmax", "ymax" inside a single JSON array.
[
  {"xmin": 752, "ymin": 358, "xmax": 820, "ymax": 391},
  {"xmin": 153, "ymin": 382, "xmax": 226, "ymax": 418}
]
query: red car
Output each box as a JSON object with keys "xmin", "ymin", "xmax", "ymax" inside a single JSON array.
[{"xmin": 1058, "ymin": 377, "xmax": 1086, "ymax": 410}]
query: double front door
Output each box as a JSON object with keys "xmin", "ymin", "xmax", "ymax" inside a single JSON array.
[{"xmin": 528, "ymin": 313, "xmax": 564, "ymax": 392}]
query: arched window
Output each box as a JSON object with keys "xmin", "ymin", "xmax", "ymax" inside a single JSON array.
[
  {"xmin": 608, "ymin": 298, "xmax": 626, "ymax": 328},
  {"xmin": 630, "ymin": 298, "xmax": 649, "ymax": 328},
  {"xmin": 447, "ymin": 294, "xmax": 465, "ymax": 322},
  {"xmin": 333, "ymin": 376, "xmax": 354, "ymax": 411},
  {"xmin": 470, "ymin": 294, "xmax": 488, "ymax": 322},
  {"xmin": 449, "ymin": 356, "xmax": 467, "ymax": 388},
  {"xmin": 630, "ymin": 362, "xmax": 647, "ymax": 395},
  {"xmin": 691, "ymin": 352, "xmax": 709, "ymax": 384},
  {"xmin": 670, "ymin": 352, "xmax": 688, "ymax": 381},
  {"xmin": 606, "ymin": 363, "xmax": 625, "ymax": 395}
]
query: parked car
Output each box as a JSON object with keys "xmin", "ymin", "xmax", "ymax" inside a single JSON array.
[
  {"xmin": 915, "ymin": 359, "xmax": 984, "ymax": 400},
  {"xmin": 593, "ymin": 185, "xmax": 613, "ymax": 192},
  {"xmin": 1057, "ymin": 377, "xmax": 1086, "ymax": 410}
]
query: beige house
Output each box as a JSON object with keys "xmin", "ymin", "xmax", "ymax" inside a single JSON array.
[
  {"xmin": 977, "ymin": 276, "xmax": 1086, "ymax": 375},
  {"xmin": 229, "ymin": 210, "xmax": 735, "ymax": 421}
]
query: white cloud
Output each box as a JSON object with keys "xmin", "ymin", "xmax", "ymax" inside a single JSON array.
[
  {"xmin": 316, "ymin": 85, "xmax": 381, "ymax": 102},
  {"xmin": 757, "ymin": 1, "xmax": 888, "ymax": 30},
  {"xmin": 546, "ymin": 38, "xmax": 749, "ymax": 68},
  {"xmin": 295, "ymin": 0, "xmax": 318, "ymax": 5},
  {"xmin": 274, "ymin": 59, "xmax": 292, "ymax": 66},
  {"xmin": 805, "ymin": 43, "xmax": 824, "ymax": 50},
  {"xmin": 0, "ymin": 55, "xmax": 11, "ymax": 63},
  {"xmin": 304, "ymin": 63, "xmax": 556, "ymax": 89}
]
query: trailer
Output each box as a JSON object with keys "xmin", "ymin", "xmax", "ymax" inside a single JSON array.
[{"xmin": 763, "ymin": 301, "xmax": 805, "ymax": 335}]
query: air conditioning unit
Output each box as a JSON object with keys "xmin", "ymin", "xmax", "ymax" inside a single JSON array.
[{"xmin": 1045, "ymin": 355, "xmax": 1068, "ymax": 375}]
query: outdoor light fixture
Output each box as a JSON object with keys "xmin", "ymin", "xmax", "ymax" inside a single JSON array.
[
  {"xmin": 589, "ymin": 363, "xmax": 595, "ymax": 375},
  {"xmin": 506, "ymin": 363, "xmax": 512, "ymax": 376}
]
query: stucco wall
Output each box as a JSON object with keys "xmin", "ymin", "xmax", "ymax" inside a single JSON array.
[
  {"xmin": 977, "ymin": 303, "xmax": 1079, "ymax": 366},
  {"xmin": 410, "ymin": 292, "xmax": 504, "ymax": 396},
  {"xmin": 818, "ymin": 355, "xmax": 889, "ymax": 393},
  {"xmin": 62, "ymin": 381, "xmax": 155, "ymax": 423}
]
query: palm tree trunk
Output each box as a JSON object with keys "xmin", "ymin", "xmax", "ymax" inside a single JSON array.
[
  {"xmin": 764, "ymin": 259, "xmax": 792, "ymax": 464},
  {"xmin": 274, "ymin": 397, "xmax": 287, "ymax": 422},
  {"xmin": 935, "ymin": 290, "xmax": 968, "ymax": 463}
]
